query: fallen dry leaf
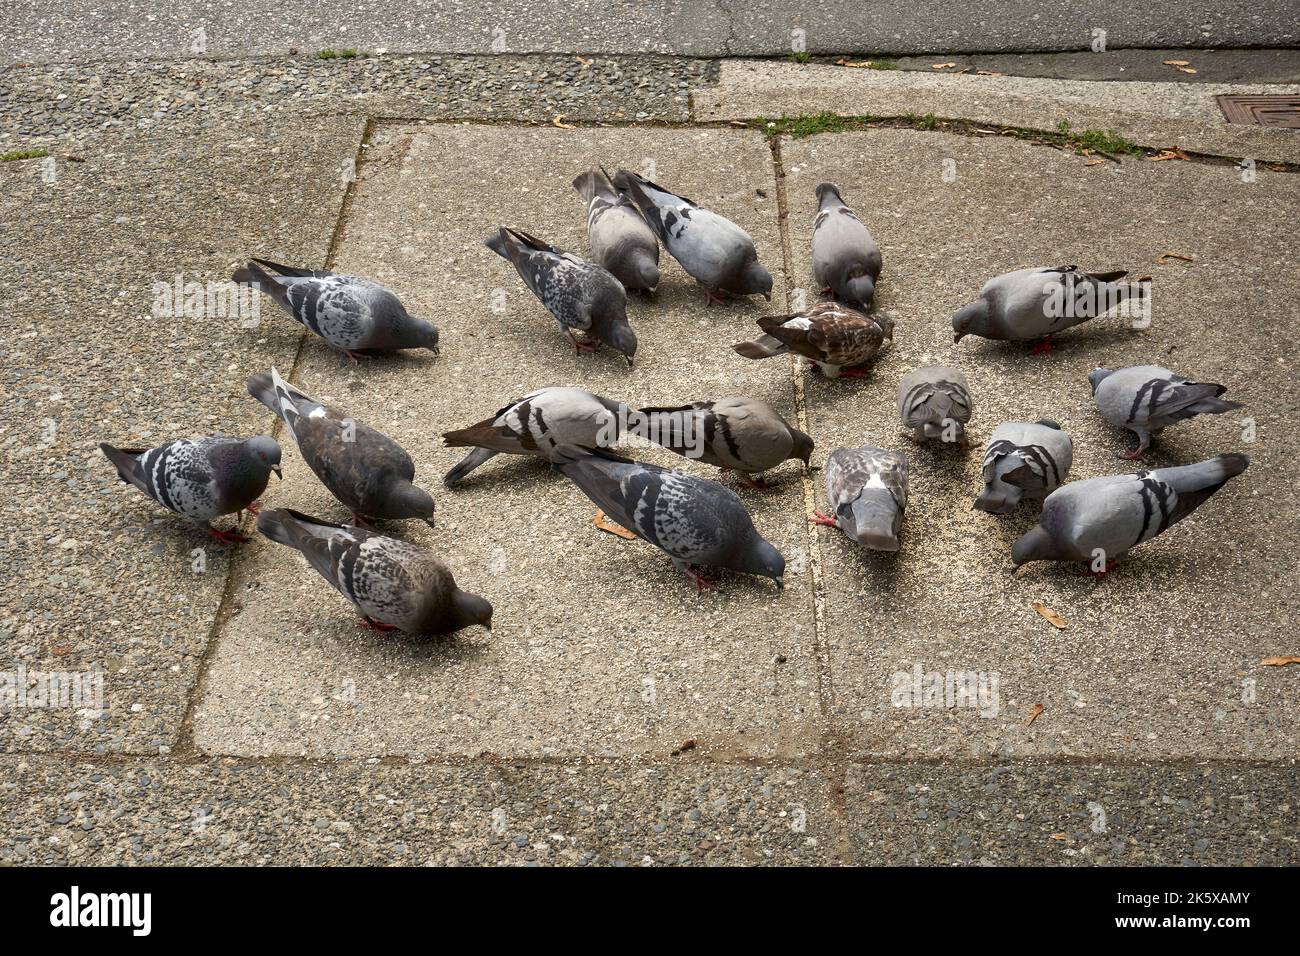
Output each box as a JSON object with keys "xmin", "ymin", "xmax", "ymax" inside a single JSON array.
[
  {"xmin": 575, "ymin": 55, "xmax": 593, "ymax": 66},
  {"xmin": 975, "ymin": 69, "xmax": 1004, "ymax": 76},
  {"xmin": 1050, "ymin": 832, "xmax": 1067, "ymax": 840},
  {"xmin": 552, "ymin": 114, "xmax": 577, "ymax": 129},
  {"xmin": 1032, "ymin": 601, "xmax": 1068, "ymax": 629},
  {"xmin": 1261, "ymin": 656, "xmax": 1300, "ymax": 667},
  {"xmin": 1156, "ymin": 251, "xmax": 1195, "ymax": 265},
  {"xmin": 1084, "ymin": 159, "xmax": 1105, "ymax": 167},
  {"xmin": 1149, "ymin": 149, "xmax": 1191, "ymax": 162},
  {"xmin": 593, "ymin": 509, "xmax": 637, "ymax": 540},
  {"xmin": 1162, "ymin": 59, "xmax": 1191, "ymax": 66},
  {"xmin": 50, "ymin": 644, "xmax": 73, "ymax": 657},
  {"xmin": 1177, "ymin": 67, "xmax": 1198, "ymax": 74},
  {"xmin": 932, "ymin": 62, "xmax": 956, "ymax": 70},
  {"xmin": 1025, "ymin": 703, "xmax": 1044, "ymax": 727}
]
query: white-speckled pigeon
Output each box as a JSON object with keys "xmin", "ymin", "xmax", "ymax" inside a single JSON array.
[
  {"xmin": 1089, "ymin": 364, "xmax": 1244, "ymax": 459},
  {"xmin": 975, "ymin": 418, "xmax": 1074, "ymax": 514},
  {"xmin": 612, "ymin": 169, "xmax": 772, "ymax": 305},
  {"xmin": 233, "ymin": 258, "xmax": 439, "ymax": 361},
  {"xmin": 811, "ymin": 183, "xmax": 881, "ymax": 309},
  {"xmin": 551, "ymin": 445, "xmax": 784, "ymax": 590},
  {"xmin": 897, "ymin": 365, "xmax": 973, "ymax": 443},
  {"xmin": 735, "ymin": 301, "xmax": 892, "ymax": 378},
  {"xmin": 257, "ymin": 508, "xmax": 492, "ymax": 634},
  {"xmin": 635, "ymin": 396, "xmax": 813, "ymax": 489},
  {"xmin": 247, "ymin": 368, "xmax": 435, "ymax": 526},
  {"xmin": 485, "ymin": 226, "xmax": 637, "ymax": 363},
  {"xmin": 573, "ymin": 167, "xmax": 660, "ymax": 293},
  {"xmin": 442, "ymin": 387, "xmax": 624, "ymax": 486},
  {"xmin": 814, "ymin": 446, "xmax": 909, "ymax": 551},
  {"xmin": 100, "ymin": 434, "xmax": 282, "ymax": 543},
  {"xmin": 1012, "ymin": 453, "xmax": 1249, "ymax": 570}
]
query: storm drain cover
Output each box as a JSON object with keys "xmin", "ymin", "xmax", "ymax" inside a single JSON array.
[{"xmin": 1216, "ymin": 95, "xmax": 1300, "ymax": 128}]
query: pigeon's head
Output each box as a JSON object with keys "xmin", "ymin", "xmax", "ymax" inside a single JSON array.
[
  {"xmin": 951, "ymin": 299, "xmax": 989, "ymax": 343},
  {"xmin": 453, "ymin": 590, "xmax": 494, "ymax": 632},
  {"xmin": 1087, "ymin": 367, "xmax": 1114, "ymax": 395},
  {"xmin": 630, "ymin": 253, "xmax": 660, "ymax": 292},
  {"xmin": 390, "ymin": 483, "xmax": 436, "ymax": 527},
  {"xmin": 841, "ymin": 493, "xmax": 902, "ymax": 552},
  {"xmin": 408, "ymin": 318, "xmax": 441, "ymax": 355},
  {"xmin": 245, "ymin": 435, "xmax": 283, "ymax": 479},
  {"xmin": 844, "ymin": 273, "xmax": 876, "ymax": 309},
  {"xmin": 790, "ymin": 429, "xmax": 816, "ymax": 469},
  {"xmin": 1011, "ymin": 525, "xmax": 1061, "ymax": 567},
  {"xmin": 742, "ymin": 261, "xmax": 774, "ymax": 301},
  {"xmin": 814, "ymin": 182, "xmax": 843, "ymax": 206},
  {"xmin": 737, "ymin": 533, "xmax": 785, "ymax": 590},
  {"xmin": 606, "ymin": 318, "xmax": 638, "ymax": 366}
]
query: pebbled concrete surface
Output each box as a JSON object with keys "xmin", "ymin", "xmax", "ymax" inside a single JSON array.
[{"xmin": 887, "ymin": 48, "xmax": 1300, "ymax": 85}]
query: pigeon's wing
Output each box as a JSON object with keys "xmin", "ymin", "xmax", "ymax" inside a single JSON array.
[
  {"xmin": 495, "ymin": 228, "xmax": 598, "ymax": 330},
  {"xmin": 444, "ymin": 388, "xmax": 617, "ymax": 456},
  {"xmin": 1126, "ymin": 377, "xmax": 1234, "ymax": 428},
  {"xmin": 811, "ymin": 203, "xmax": 879, "ymax": 285},
  {"xmin": 806, "ymin": 312, "xmax": 884, "ymax": 366}
]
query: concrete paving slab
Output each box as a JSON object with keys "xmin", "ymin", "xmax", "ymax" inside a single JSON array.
[
  {"xmin": 191, "ymin": 123, "xmax": 824, "ymax": 761},
  {"xmin": 781, "ymin": 128, "xmax": 1299, "ymax": 760},
  {"xmin": 0, "ymin": 115, "xmax": 365, "ymax": 754},
  {"xmin": 696, "ymin": 60, "xmax": 1300, "ymax": 164}
]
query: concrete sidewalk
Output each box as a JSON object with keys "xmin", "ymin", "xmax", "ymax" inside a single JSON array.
[{"xmin": 1, "ymin": 55, "xmax": 1296, "ymax": 865}]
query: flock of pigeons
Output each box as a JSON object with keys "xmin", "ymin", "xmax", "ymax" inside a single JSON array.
[{"xmin": 99, "ymin": 167, "xmax": 1250, "ymax": 635}]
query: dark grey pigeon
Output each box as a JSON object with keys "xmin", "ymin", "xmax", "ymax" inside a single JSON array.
[
  {"xmin": 247, "ymin": 368, "xmax": 435, "ymax": 526},
  {"xmin": 811, "ymin": 183, "xmax": 882, "ymax": 309},
  {"xmin": 1089, "ymin": 364, "xmax": 1244, "ymax": 459},
  {"xmin": 100, "ymin": 434, "xmax": 282, "ymax": 543},
  {"xmin": 551, "ymin": 445, "xmax": 784, "ymax": 591},
  {"xmin": 975, "ymin": 418, "xmax": 1073, "ymax": 514},
  {"xmin": 573, "ymin": 167, "xmax": 660, "ymax": 293},
  {"xmin": 952, "ymin": 266, "xmax": 1144, "ymax": 349},
  {"xmin": 258, "ymin": 509, "xmax": 492, "ymax": 635},
  {"xmin": 612, "ymin": 169, "xmax": 772, "ymax": 305},
  {"xmin": 815, "ymin": 446, "xmax": 909, "ymax": 551},
  {"xmin": 233, "ymin": 258, "xmax": 439, "ymax": 361},
  {"xmin": 442, "ymin": 386, "xmax": 624, "ymax": 486},
  {"xmin": 897, "ymin": 365, "xmax": 973, "ymax": 443},
  {"xmin": 485, "ymin": 227, "xmax": 637, "ymax": 363},
  {"xmin": 1012, "ymin": 453, "xmax": 1249, "ymax": 570}
]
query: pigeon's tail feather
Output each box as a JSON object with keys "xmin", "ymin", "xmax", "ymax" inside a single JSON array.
[
  {"xmin": 1189, "ymin": 396, "xmax": 1244, "ymax": 414},
  {"xmin": 249, "ymin": 257, "xmax": 320, "ymax": 278},
  {"xmin": 1153, "ymin": 453, "xmax": 1250, "ymax": 526},
  {"xmin": 233, "ymin": 260, "xmax": 294, "ymax": 316},
  {"xmin": 99, "ymin": 442, "xmax": 148, "ymax": 492},
  {"xmin": 256, "ymin": 508, "xmax": 346, "ymax": 548},
  {"xmin": 443, "ymin": 447, "xmax": 499, "ymax": 487},
  {"xmin": 246, "ymin": 371, "xmax": 277, "ymax": 415},
  {"xmin": 733, "ymin": 335, "xmax": 789, "ymax": 360}
]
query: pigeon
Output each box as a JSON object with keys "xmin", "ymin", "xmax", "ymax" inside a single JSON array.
[
  {"xmin": 897, "ymin": 366, "xmax": 973, "ymax": 443},
  {"xmin": 485, "ymin": 227, "xmax": 637, "ymax": 363},
  {"xmin": 813, "ymin": 446, "xmax": 909, "ymax": 551},
  {"xmin": 442, "ymin": 387, "xmax": 624, "ymax": 486},
  {"xmin": 811, "ymin": 183, "xmax": 882, "ymax": 309},
  {"xmin": 551, "ymin": 445, "xmax": 784, "ymax": 590},
  {"xmin": 952, "ymin": 266, "xmax": 1143, "ymax": 350},
  {"xmin": 573, "ymin": 167, "xmax": 660, "ymax": 293},
  {"xmin": 233, "ymin": 258, "xmax": 439, "ymax": 361},
  {"xmin": 635, "ymin": 396, "xmax": 813, "ymax": 489},
  {"xmin": 257, "ymin": 509, "xmax": 492, "ymax": 634},
  {"xmin": 100, "ymin": 435, "xmax": 282, "ymax": 543},
  {"xmin": 734, "ymin": 301, "xmax": 892, "ymax": 378},
  {"xmin": 1089, "ymin": 364, "xmax": 1244, "ymax": 459},
  {"xmin": 247, "ymin": 368, "xmax": 435, "ymax": 526},
  {"xmin": 612, "ymin": 169, "xmax": 772, "ymax": 305},
  {"xmin": 1012, "ymin": 453, "xmax": 1249, "ymax": 570},
  {"xmin": 975, "ymin": 419, "xmax": 1074, "ymax": 514}
]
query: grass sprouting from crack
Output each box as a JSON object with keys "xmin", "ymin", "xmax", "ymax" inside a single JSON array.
[
  {"xmin": 318, "ymin": 48, "xmax": 364, "ymax": 60},
  {"xmin": 0, "ymin": 148, "xmax": 50, "ymax": 162},
  {"xmin": 1051, "ymin": 120, "xmax": 1144, "ymax": 156}
]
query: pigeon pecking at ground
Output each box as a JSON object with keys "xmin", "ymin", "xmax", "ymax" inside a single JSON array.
[
  {"xmin": 975, "ymin": 418, "xmax": 1074, "ymax": 514},
  {"xmin": 814, "ymin": 446, "xmax": 910, "ymax": 551},
  {"xmin": 734, "ymin": 301, "xmax": 893, "ymax": 378},
  {"xmin": 1089, "ymin": 364, "xmax": 1244, "ymax": 459},
  {"xmin": 485, "ymin": 226, "xmax": 637, "ymax": 364},
  {"xmin": 551, "ymin": 445, "xmax": 785, "ymax": 591},
  {"xmin": 897, "ymin": 365, "xmax": 973, "ymax": 444},
  {"xmin": 612, "ymin": 169, "xmax": 772, "ymax": 305},
  {"xmin": 635, "ymin": 396, "xmax": 813, "ymax": 490},
  {"xmin": 100, "ymin": 435, "xmax": 282, "ymax": 543},
  {"xmin": 1012, "ymin": 453, "xmax": 1250, "ymax": 571},
  {"xmin": 811, "ymin": 183, "xmax": 882, "ymax": 310},
  {"xmin": 952, "ymin": 266, "xmax": 1143, "ymax": 352},
  {"xmin": 441, "ymin": 387, "xmax": 624, "ymax": 486},
  {"xmin": 247, "ymin": 368, "xmax": 435, "ymax": 527},
  {"xmin": 257, "ymin": 508, "xmax": 492, "ymax": 635},
  {"xmin": 573, "ymin": 167, "xmax": 660, "ymax": 293},
  {"xmin": 233, "ymin": 258, "xmax": 439, "ymax": 362}
]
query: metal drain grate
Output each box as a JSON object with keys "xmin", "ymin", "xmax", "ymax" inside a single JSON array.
[{"xmin": 1216, "ymin": 94, "xmax": 1300, "ymax": 128}]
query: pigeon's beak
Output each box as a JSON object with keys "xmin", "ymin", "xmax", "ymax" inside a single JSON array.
[
  {"xmin": 423, "ymin": 517, "xmax": 436, "ymax": 530},
  {"xmin": 953, "ymin": 332, "xmax": 967, "ymax": 344},
  {"xmin": 774, "ymin": 576, "xmax": 784, "ymax": 592},
  {"xmin": 763, "ymin": 292, "xmax": 772, "ymax": 302},
  {"xmin": 272, "ymin": 465, "xmax": 283, "ymax": 480},
  {"xmin": 626, "ymin": 355, "xmax": 635, "ymax": 368}
]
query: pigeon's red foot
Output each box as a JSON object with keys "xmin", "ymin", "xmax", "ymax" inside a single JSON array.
[
  {"xmin": 821, "ymin": 286, "xmax": 833, "ymax": 295},
  {"xmin": 740, "ymin": 475, "xmax": 775, "ymax": 492},
  {"xmin": 351, "ymin": 513, "xmax": 376, "ymax": 528},
  {"xmin": 565, "ymin": 331, "xmax": 597, "ymax": 354},
  {"xmin": 1116, "ymin": 447, "xmax": 1148, "ymax": 461},
  {"xmin": 342, "ymin": 349, "xmax": 370, "ymax": 364},
  {"xmin": 359, "ymin": 616, "xmax": 397, "ymax": 633},
  {"xmin": 702, "ymin": 288, "xmax": 728, "ymax": 307},
  {"xmin": 839, "ymin": 365, "xmax": 872, "ymax": 378},
  {"xmin": 810, "ymin": 510, "xmax": 839, "ymax": 529},
  {"xmin": 681, "ymin": 567, "xmax": 719, "ymax": 592},
  {"xmin": 1029, "ymin": 336, "xmax": 1054, "ymax": 356},
  {"xmin": 207, "ymin": 526, "xmax": 250, "ymax": 544},
  {"xmin": 1082, "ymin": 559, "xmax": 1118, "ymax": 577},
  {"xmin": 245, "ymin": 501, "xmax": 261, "ymax": 516}
]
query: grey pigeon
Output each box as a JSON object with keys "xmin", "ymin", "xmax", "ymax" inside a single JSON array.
[
  {"xmin": 485, "ymin": 226, "xmax": 637, "ymax": 363},
  {"xmin": 815, "ymin": 446, "xmax": 909, "ymax": 551},
  {"xmin": 1089, "ymin": 364, "xmax": 1244, "ymax": 459},
  {"xmin": 897, "ymin": 365, "xmax": 973, "ymax": 443},
  {"xmin": 442, "ymin": 387, "xmax": 624, "ymax": 486},
  {"xmin": 952, "ymin": 266, "xmax": 1143, "ymax": 349},
  {"xmin": 975, "ymin": 418, "xmax": 1073, "ymax": 514},
  {"xmin": 733, "ymin": 301, "xmax": 893, "ymax": 378},
  {"xmin": 612, "ymin": 169, "xmax": 772, "ymax": 305},
  {"xmin": 573, "ymin": 167, "xmax": 660, "ymax": 293},
  {"xmin": 551, "ymin": 445, "xmax": 784, "ymax": 591},
  {"xmin": 233, "ymin": 258, "xmax": 439, "ymax": 361},
  {"xmin": 100, "ymin": 434, "xmax": 281, "ymax": 543},
  {"xmin": 1012, "ymin": 453, "xmax": 1249, "ymax": 570},
  {"xmin": 811, "ymin": 183, "xmax": 882, "ymax": 309},
  {"xmin": 635, "ymin": 396, "xmax": 813, "ymax": 489},
  {"xmin": 247, "ymin": 368, "xmax": 435, "ymax": 526},
  {"xmin": 258, "ymin": 509, "xmax": 492, "ymax": 635}
]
